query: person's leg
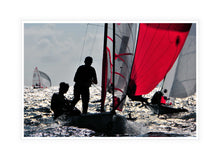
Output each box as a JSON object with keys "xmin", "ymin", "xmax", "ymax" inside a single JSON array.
[
  {"xmin": 68, "ymin": 107, "xmax": 81, "ymax": 116},
  {"xmin": 81, "ymin": 87, "xmax": 89, "ymax": 114},
  {"xmin": 71, "ymin": 84, "xmax": 80, "ymax": 107}
]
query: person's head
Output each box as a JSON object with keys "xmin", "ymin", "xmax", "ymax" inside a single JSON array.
[
  {"xmin": 84, "ymin": 56, "xmax": 93, "ymax": 66},
  {"xmin": 59, "ymin": 82, "xmax": 69, "ymax": 94},
  {"xmin": 163, "ymin": 89, "xmax": 167, "ymax": 93}
]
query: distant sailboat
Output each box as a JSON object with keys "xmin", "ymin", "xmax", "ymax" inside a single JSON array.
[{"xmin": 32, "ymin": 67, "xmax": 51, "ymax": 88}]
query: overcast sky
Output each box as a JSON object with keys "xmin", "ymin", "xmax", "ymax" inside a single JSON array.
[
  {"xmin": 24, "ymin": 23, "xmax": 104, "ymax": 86},
  {"xmin": 24, "ymin": 23, "xmax": 196, "ymax": 87}
]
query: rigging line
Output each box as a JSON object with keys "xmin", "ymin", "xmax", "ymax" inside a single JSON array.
[
  {"xmin": 90, "ymin": 25, "xmax": 99, "ymax": 56},
  {"xmin": 79, "ymin": 24, "xmax": 89, "ymax": 64}
]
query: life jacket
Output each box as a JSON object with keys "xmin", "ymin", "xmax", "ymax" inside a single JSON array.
[{"xmin": 160, "ymin": 96, "xmax": 166, "ymax": 104}]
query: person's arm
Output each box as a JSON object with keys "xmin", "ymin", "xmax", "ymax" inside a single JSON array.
[
  {"xmin": 74, "ymin": 67, "xmax": 80, "ymax": 82},
  {"xmin": 92, "ymin": 68, "xmax": 98, "ymax": 84},
  {"xmin": 51, "ymin": 94, "xmax": 58, "ymax": 112}
]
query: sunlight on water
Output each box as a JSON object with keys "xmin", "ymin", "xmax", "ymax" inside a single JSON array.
[{"xmin": 24, "ymin": 86, "xmax": 196, "ymax": 137}]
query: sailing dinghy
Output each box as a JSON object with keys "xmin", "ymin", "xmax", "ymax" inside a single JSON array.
[
  {"xmin": 32, "ymin": 67, "xmax": 52, "ymax": 88},
  {"xmin": 146, "ymin": 23, "xmax": 196, "ymax": 115},
  {"xmin": 102, "ymin": 23, "xmax": 193, "ymax": 115},
  {"xmin": 63, "ymin": 23, "xmax": 195, "ymax": 134}
]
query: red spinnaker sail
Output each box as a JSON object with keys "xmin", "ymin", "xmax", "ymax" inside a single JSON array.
[{"xmin": 129, "ymin": 23, "xmax": 192, "ymax": 96}]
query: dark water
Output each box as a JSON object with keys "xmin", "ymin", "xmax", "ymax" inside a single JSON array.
[{"xmin": 23, "ymin": 86, "xmax": 196, "ymax": 137}]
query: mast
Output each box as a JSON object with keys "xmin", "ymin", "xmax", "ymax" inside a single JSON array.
[
  {"xmin": 112, "ymin": 23, "xmax": 116, "ymax": 112},
  {"xmin": 101, "ymin": 23, "xmax": 108, "ymax": 112}
]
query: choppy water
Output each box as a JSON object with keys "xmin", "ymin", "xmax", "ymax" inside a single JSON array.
[{"xmin": 23, "ymin": 86, "xmax": 196, "ymax": 137}]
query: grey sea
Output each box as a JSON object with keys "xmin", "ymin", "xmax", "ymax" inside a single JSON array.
[{"xmin": 23, "ymin": 86, "xmax": 196, "ymax": 137}]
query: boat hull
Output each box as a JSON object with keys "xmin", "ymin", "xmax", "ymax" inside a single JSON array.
[
  {"xmin": 61, "ymin": 112, "xmax": 127, "ymax": 135},
  {"xmin": 147, "ymin": 104, "xmax": 188, "ymax": 115}
]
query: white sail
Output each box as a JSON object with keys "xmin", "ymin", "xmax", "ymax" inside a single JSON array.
[
  {"xmin": 32, "ymin": 67, "xmax": 51, "ymax": 88},
  {"xmin": 101, "ymin": 24, "xmax": 138, "ymax": 111},
  {"xmin": 114, "ymin": 23, "xmax": 138, "ymax": 110},
  {"xmin": 163, "ymin": 23, "xmax": 196, "ymax": 98}
]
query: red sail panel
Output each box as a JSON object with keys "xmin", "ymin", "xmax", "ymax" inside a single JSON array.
[{"xmin": 130, "ymin": 23, "xmax": 191, "ymax": 96}]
